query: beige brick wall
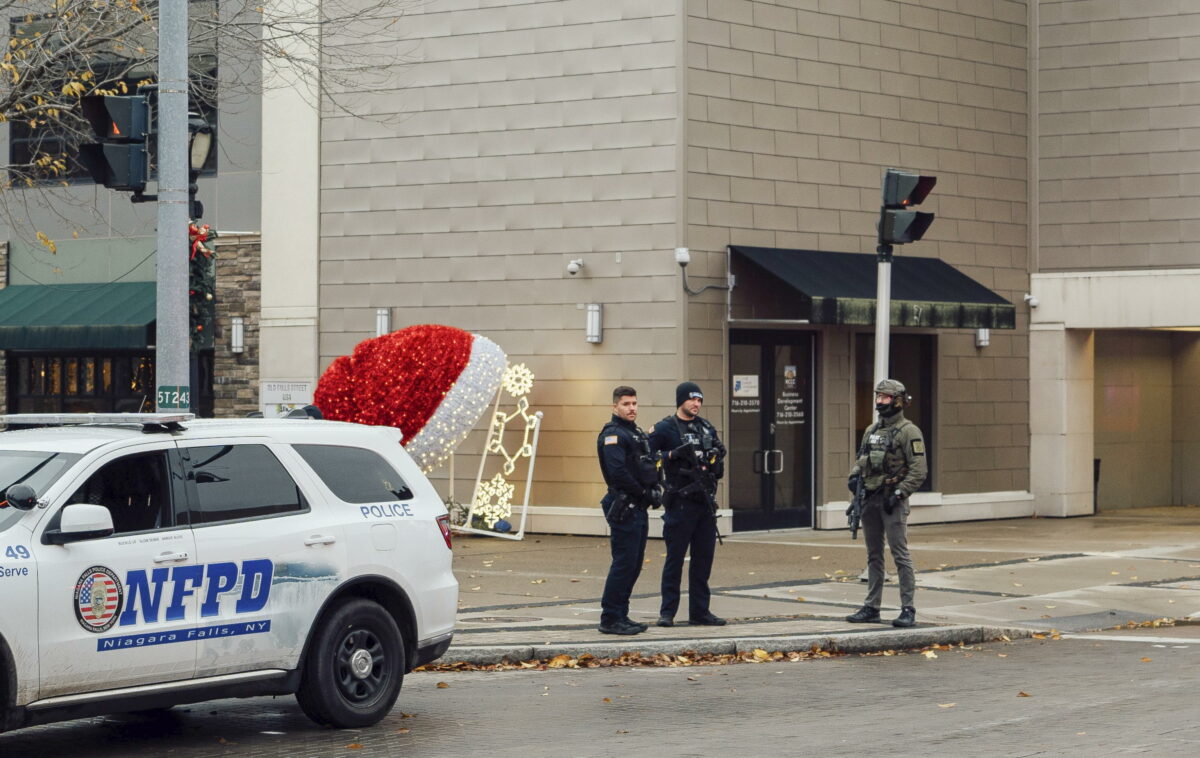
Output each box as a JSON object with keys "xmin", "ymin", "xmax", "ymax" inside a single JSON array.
[
  {"xmin": 1038, "ymin": 0, "xmax": 1200, "ymax": 270},
  {"xmin": 686, "ymin": 0, "xmax": 1031, "ymax": 499},
  {"xmin": 321, "ymin": 1, "xmax": 686, "ymax": 507}
]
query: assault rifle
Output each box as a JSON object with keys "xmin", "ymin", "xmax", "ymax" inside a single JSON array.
[
  {"xmin": 667, "ymin": 439, "xmax": 725, "ymax": 544},
  {"xmin": 846, "ymin": 477, "xmax": 867, "ymax": 540}
]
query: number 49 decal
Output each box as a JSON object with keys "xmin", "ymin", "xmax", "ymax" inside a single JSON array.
[{"xmin": 5, "ymin": 545, "xmax": 31, "ymax": 559}]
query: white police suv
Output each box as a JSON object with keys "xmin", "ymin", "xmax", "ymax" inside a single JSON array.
[{"xmin": 0, "ymin": 413, "xmax": 457, "ymax": 732}]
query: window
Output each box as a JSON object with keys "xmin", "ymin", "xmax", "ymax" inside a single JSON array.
[
  {"xmin": 0, "ymin": 451, "xmax": 81, "ymax": 534},
  {"xmin": 186, "ymin": 445, "xmax": 306, "ymax": 523},
  {"xmin": 65, "ymin": 451, "xmax": 174, "ymax": 534},
  {"xmin": 294, "ymin": 444, "xmax": 414, "ymax": 504}
]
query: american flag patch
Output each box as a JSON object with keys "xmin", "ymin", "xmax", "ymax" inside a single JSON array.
[
  {"xmin": 74, "ymin": 566, "xmax": 124, "ymax": 633},
  {"xmin": 604, "ymin": 435, "xmax": 619, "ymax": 445}
]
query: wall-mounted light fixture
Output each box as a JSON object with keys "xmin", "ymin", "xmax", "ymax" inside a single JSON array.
[
  {"xmin": 376, "ymin": 307, "xmax": 391, "ymax": 337},
  {"xmin": 975, "ymin": 328, "xmax": 990, "ymax": 348},
  {"xmin": 230, "ymin": 316, "xmax": 245, "ymax": 353},
  {"xmin": 585, "ymin": 303, "xmax": 603, "ymax": 343}
]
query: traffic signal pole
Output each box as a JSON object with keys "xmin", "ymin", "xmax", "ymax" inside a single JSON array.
[
  {"xmin": 873, "ymin": 241, "xmax": 893, "ymax": 389},
  {"xmin": 155, "ymin": 0, "xmax": 191, "ymax": 412}
]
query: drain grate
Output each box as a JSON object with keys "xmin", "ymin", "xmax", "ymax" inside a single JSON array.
[{"xmin": 460, "ymin": 616, "xmax": 543, "ymax": 624}]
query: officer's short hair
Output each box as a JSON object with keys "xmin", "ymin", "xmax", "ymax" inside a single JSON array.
[{"xmin": 612, "ymin": 385, "xmax": 637, "ymax": 403}]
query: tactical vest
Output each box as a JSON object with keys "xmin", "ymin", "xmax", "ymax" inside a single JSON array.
[
  {"xmin": 860, "ymin": 418, "xmax": 911, "ymax": 491},
  {"xmin": 601, "ymin": 422, "xmax": 660, "ymax": 490}
]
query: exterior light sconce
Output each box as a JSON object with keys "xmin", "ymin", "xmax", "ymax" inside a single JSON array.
[
  {"xmin": 585, "ymin": 303, "xmax": 603, "ymax": 343},
  {"xmin": 376, "ymin": 307, "xmax": 391, "ymax": 337},
  {"xmin": 975, "ymin": 328, "xmax": 990, "ymax": 349},
  {"xmin": 230, "ymin": 317, "xmax": 245, "ymax": 353}
]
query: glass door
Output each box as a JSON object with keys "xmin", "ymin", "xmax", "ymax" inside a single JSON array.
[{"xmin": 728, "ymin": 331, "xmax": 815, "ymax": 531}]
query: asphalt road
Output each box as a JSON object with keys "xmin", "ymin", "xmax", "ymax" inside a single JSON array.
[{"xmin": 3, "ymin": 626, "xmax": 1198, "ymax": 757}]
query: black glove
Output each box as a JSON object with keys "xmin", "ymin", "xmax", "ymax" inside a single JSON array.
[
  {"xmin": 884, "ymin": 489, "xmax": 903, "ymax": 515},
  {"xmin": 847, "ymin": 473, "xmax": 862, "ymax": 495},
  {"xmin": 669, "ymin": 444, "xmax": 692, "ymax": 461}
]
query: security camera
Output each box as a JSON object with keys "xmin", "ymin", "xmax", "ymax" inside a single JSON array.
[
  {"xmin": 1024, "ymin": 293, "xmax": 1039, "ymax": 308},
  {"xmin": 567, "ymin": 258, "xmax": 584, "ymax": 276},
  {"xmin": 674, "ymin": 247, "xmax": 691, "ymax": 268}
]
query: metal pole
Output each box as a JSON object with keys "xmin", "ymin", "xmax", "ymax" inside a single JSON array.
[
  {"xmin": 873, "ymin": 244, "xmax": 893, "ymax": 388},
  {"xmin": 155, "ymin": 0, "xmax": 190, "ymax": 411}
]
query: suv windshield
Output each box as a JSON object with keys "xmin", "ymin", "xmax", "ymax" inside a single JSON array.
[{"xmin": 0, "ymin": 450, "xmax": 81, "ymax": 533}]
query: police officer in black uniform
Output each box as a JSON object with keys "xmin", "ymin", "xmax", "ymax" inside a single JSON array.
[
  {"xmin": 597, "ymin": 385, "xmax": 662, "ymax": 635},
  {"xmin": 650, "ymin": 381, "xmax": 727, "ymax": 628}
]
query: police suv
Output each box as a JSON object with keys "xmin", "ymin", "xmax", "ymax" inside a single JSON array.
[{"xmin": 0, "ymin": 413, "xmax": 457, "ymax": 732}]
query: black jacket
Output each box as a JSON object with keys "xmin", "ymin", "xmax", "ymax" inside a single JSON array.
[{"xmin": 597, "ymin": 415, "xmax": 655, "ymax": 505}]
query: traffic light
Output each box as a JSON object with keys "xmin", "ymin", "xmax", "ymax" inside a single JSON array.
[
  {"xmin": 878, "ymin": 168, "xmax": 936, "ymax": 245},
  {"xmin": 78, "ymin": 95, "xmax": 149, "ymax": 192}
]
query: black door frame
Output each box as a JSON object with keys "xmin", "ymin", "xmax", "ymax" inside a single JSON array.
[{"xmin": 728, "ymin": 329, "xmax": 817, "ymax": 531}]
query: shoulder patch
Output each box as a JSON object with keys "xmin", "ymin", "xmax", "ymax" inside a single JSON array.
[
  {"xmin": 604, "ymin": 435, "xmax": 620, "ymax": 445},
  {"xmin": 911, "ymin": 439, "xmax": 925, "ymax": 456}
]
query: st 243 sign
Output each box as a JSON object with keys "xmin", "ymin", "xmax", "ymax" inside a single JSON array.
[{"xmin": 156, "ymin": 385, "xmax": 191, "ymax": 410}]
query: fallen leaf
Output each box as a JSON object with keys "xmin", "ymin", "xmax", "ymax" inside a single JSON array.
[
  {"xmin": 1140, "ymin": 657, "xmax": 1152, "ymax": 662},
  {"xmin": 794, "ymin": 597, "xmax": 806, "ymax": 602},
  {"xmin": 938, "ymin": 702, "xmax": 956, "ymax": 708},
  {"xmin": 922, "ymin": 650, "xmax": 938, "ymax": 659},
  {"xmin": 547, "ymin": 654, "xmax": 573, "ymax": 669},
  {"xmin": 998, "ymin": 653, "xmax": 1007, "ymax": 658},
  {"xmin": 530, "ymin": 579, "xmax": 546, "ymax": 584},
  {"xmin": 394, "ymin": 728, "xmax": 410, "ymax": 734},
  {"xmin": 346, "ymin": 744, "xmax": 364, "ymax": 750},
  {"xmin": 811, "ymin": 555, "xmax": 821, "ymax": 560},
  {"xmin": 570, "ymin": 579, "xmax": 580, "ymax": 583},
  {"xmin": 752, "ymin": 649, "xmax": 770, "ymax": 661},
  {"xmin": 436, "ymin": 682, "xmax": 450, "ymax": 689},
  {"xmin": 1017, "ymin": 691, "xmax": 1032, "ymax": 697},
  {"xmin": 1110, "ymin": 571, "xmax": 1120, "ymax": 576},
  {"xmin": 1013, "ymin": 582, "xmax": 1023, "ymax": 587},
  {"xmin": 1026, "ymin": 557, "xmax": 1040, "ymax": 562},
  {"xmin": 470, "ymin": 586, "xmax": 481, "ymax": 591},
  {"xmin": 602, "ymin": 697, "xmax": 612, "ymax": 703},
  {"xmin": 1032, "ymin": 633, "xmax": 1046, "ymax": 639},
  {"xmin": 1044, "ymin": 605, "xmax": 1057, "ymax": 609}
]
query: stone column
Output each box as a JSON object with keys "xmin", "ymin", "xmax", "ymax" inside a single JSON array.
[{"xmin": 1030, "ymin": 324, "xmax": 1094, "ymax": 516}]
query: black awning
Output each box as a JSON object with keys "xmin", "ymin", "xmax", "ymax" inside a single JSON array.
[
  {"xmin": 0, "ymin": 282, "xmax": 156, "ymax": 350},
  {"xmin": 729, "ymin": 246, "xmax": 1016, "ymax": 329}
]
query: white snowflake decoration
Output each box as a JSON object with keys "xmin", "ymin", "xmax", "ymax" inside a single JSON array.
[
  {"xmin": 472, "ymin": 473, "xmax": 515, "ymax": 529},
  {"xmin": 502, "ymin": 363, "xmax": 535, "ymax": 397}
]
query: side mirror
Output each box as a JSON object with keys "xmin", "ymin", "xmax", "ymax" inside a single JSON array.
[
  {"xmin": 4, "ymin": 483, "xmax": 39, "ymax": 511},
  {"xmin": 44, "ymin": 504, "xmax": 115, "ymax": 545}
]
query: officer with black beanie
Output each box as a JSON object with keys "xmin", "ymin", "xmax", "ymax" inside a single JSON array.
[{"xmin": 649, "ymin": 381, "xmax": 727, "ymax": 627}]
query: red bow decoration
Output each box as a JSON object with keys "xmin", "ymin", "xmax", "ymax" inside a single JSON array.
[{"xmin": 189, "ymin": 222, "xmax": 212, "ymax": 259}]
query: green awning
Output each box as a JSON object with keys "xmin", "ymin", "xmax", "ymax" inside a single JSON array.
[
  {"xmin": 0, "ymin": 282, "xmax": 156, "ymax": 350},
  {"xmin": 729, "ymin": 246, "xmax": 1016, "ymax": 329}
]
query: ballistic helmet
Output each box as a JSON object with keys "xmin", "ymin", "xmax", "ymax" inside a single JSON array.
[{"xmin": 874, "ymin": 378, "xmax": 909, "ymax": 408}]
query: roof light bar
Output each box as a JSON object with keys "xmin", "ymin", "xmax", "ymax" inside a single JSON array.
[{"xmin": 0, "ymin": 413, "xmax": 195, "ymax": 426}]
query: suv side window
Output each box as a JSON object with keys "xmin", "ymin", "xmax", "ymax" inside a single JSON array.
[
  {"xmin": 66, "ymin": 451, "xmax": 175, "ymax": 534},
  {"xmin": 186, "ymin": 444, "xmax": 307, "ymax": 523},
  {"xmin": 294, "ymin": 444, "xmax": 414, "ymax": 503}
]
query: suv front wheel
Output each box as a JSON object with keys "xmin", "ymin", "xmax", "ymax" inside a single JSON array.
[{"xmin": 297, "ymin": 598, "xmax": 406, "ymax": 728}]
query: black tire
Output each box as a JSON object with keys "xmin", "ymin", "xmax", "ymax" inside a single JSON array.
[{"xmin": 296, "ymin": 598, "xmax": 405, "ymax": 729}]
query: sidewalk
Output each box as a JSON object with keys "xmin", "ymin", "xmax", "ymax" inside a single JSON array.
[{"xmin": 440, "ymin": 507, "xmax": 1200, "ymax": 664}]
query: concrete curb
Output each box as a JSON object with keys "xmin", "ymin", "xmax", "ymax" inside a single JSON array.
[{"xmin": 436, "ymin": 625, "xmax": 1032, "ymax": 666}]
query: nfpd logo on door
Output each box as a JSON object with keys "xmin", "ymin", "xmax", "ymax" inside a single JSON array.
[{"xmin": 74, "ymin": 566, "xmax": 124, "ymax": 633}]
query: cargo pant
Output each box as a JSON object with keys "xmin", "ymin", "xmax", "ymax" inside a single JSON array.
[{"xmin": 861, "ymin": 489, "xmax": 916, "ymax": 609}]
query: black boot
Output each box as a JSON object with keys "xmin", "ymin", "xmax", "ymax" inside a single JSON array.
[
  {"xmin": 845, "ymin": 605, "xmax": 881, "ymax": 623},
  {"xmin": 892, "ymin": 606, "xmax": 916, "ymax": 628}
]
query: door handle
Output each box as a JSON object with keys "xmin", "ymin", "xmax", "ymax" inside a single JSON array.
[
  {"xmin": 769, "ymin": 450, "xmax": 784, "ymax": 474},
  {"xmin": 304, "ymin": 534, "xmax": 337, "ymax": 546},
  {"xmin": 153, "ymin": 551, "xmax": 189, "ymax": 563}
]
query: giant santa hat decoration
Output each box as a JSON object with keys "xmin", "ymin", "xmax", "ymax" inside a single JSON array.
[{"xmin": 314, "ymin": 324, "xmax": 507, "ymax": 471}]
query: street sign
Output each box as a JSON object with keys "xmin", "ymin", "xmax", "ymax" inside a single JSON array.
[{"xmin": 156, "ymin": 385, "xmax": 191, "ymax": 410}]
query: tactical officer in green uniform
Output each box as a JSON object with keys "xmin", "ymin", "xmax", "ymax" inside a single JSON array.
[{"xmin": 845, "ymin": 379, "xmax": 927, "ymax": 628}]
